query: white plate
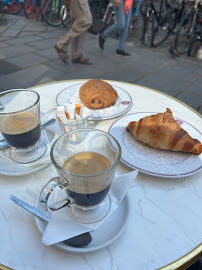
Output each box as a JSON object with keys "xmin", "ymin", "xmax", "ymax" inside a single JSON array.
[
  {"xmin": 0, "ymin": 126, "xmax": 57, "ymax": 176},
  {"xmin": 0, "ymin": 158, "xmax": 51, "ymax": 176},
  {"xmin": 56, "ymin": 82, "xmax": 132, "ymax": 120},
  {"xmin": 109, "ymin": 112, "xmax": 202, "ymax": 178},
  {"xmin": 35, "ymin": 195, "xmax": 130, "ymax": 253}
]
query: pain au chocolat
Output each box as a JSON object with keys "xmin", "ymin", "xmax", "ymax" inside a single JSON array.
[
  {"xmin": 127, "ymin": 108, "xmax": 202, "ymax": 155},
  {"xmin": 79, "ymin": 79, "xmax": 118, "ymax": 110}
]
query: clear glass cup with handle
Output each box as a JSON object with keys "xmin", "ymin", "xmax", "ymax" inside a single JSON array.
[
  {"xmin": 0, "ymin": 89, "xmax": 47, "ymax": 164},
  {"xmin": 39, "ymin": 128, "xmax": 121, "ymax": 224}
]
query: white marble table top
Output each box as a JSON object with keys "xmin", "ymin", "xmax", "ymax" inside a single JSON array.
[{"xmin": 0, "ymin": 80, "xmax": 201, "ymax": 270}]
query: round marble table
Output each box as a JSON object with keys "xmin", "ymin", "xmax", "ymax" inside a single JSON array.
[{"xmin": 0, "ymin": 80, "xmax": 201, "ymax": 270}]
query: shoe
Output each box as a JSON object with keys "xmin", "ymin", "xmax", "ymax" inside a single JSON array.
[
  {"xmin": 55, "ymin": 44, "xmax": 69, "ymax": 64},
  {"xmin": 97, "ymin": 33, "xmax": 105, "ymax": 51},
  {"xmin": 116, "ymin": 49, "xmax": 131, "ymax": 58},
  {"xmin": 72, "ymin": 56, "xmax": 92, "ymax": 65}
]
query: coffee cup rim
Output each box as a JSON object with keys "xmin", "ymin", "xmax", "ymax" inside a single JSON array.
[
  {"xmin": 50, "ymin": 128, "xmax": 122, "ymax": 178},
  {"xmin": 0, "ymin": 89, "xmax": 40, "ymax": 115}
]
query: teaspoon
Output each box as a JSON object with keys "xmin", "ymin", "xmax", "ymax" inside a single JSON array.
[
  {"xmin": 0, "ymin": 118, "xmax": 56, "ymax": 150},
  {"xmin": 9, "ymin": 195, "xmax": 92, "ymax": 247}
]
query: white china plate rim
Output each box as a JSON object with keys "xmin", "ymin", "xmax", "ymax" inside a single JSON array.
[
  {"xmin": 56, "ymin": 82, "xmax": 132, "ymax": 120},
  {"xmin": 0, "ymin": 124, "xmax": 55, "ymax": 176},
  {"xmin": 35, "ymin": 194, "xmax": 130, "ymax": 254},
  {"xmin": 109, "ymin": 112, "xmax": 202, "ymax": 178},
  {"xmin": 0, "ymin": 160, "xmax": 51, "ymax": 176}
]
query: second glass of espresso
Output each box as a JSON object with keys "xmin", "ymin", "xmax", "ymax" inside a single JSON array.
[
  {"xmin": 0, "ymin": 89, "xmax": 47, "ymax": 164},
  {"xmin": 39, "ymin": 128, "xmax": 121, "ymax": 224}
]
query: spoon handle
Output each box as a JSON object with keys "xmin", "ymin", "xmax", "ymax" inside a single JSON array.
[
  {"xmin": 41, "ymin": 118, "xmax": 56, "ymax": 130},
  {"xmin": 9, "ymin": 195, "xmax": 92, "ymax": 247}
]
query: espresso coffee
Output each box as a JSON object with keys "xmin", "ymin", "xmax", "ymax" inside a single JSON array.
[
  {"xmin": 62, "ymin": 152, "xmax": 111, "ymax": 207},
  {"xmin": 0, "ymin": 111, "xmax": 40, "ymax": 149}
]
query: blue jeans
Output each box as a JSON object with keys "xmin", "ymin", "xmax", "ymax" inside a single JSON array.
[{"xmin": 102, "ymin": 0, "xmax": 132, "ymax": 51}]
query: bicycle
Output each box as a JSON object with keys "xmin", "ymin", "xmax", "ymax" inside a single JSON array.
[
  {"xmin": 60, "ymin": 3, "xmax": 71, "ymax": 27},
  {"xmin": 24, "ymin": 0, "xmax": 41, "ymax": 20},
  {"xmin": 174, "ymin": 0, "xmax": 202, "ymax": 55},
  {"xmin": 88, "ymin": 0, "xmax": 142, "ymax": 39},
  {"xmin": 4, "ymin": 0, "xmax": 23, "ymax": 14},
  {"xmin": 88, "ymin": 0, "xmax": 113, "ymax": 35},
  {"xmin": 141, "ymin": 0, "xmax": 172, "ymax": 47},
  {"xmin": 187, "ymin": 15, "xmax": 202, "ymax": 56},
  {"xmin": 152, "ymin": 0, "xmax": 194, "ymax": 48},
  {"xmin": 0, "ymin": 0, "xmax": 23, "ymax": 19},
  {"xmin": 40, "ymin": 0, "xmax": 67, "ymax": 26}
]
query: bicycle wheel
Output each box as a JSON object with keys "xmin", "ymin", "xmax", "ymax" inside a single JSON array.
[
  {"xmin": 175, "ymin": 11, "xmax": 194, "ymax": 55},
  {"xmin": 41, "ymin": 0, "xmax": 62, "ymax": 27},
  {"xmin": 141, "ymin": 9, "xmax": 154, "ymax": 47},
  {"xmin": 88, "ymin": 0, "xmax": 109, "ymax": 35},
  {"xmin": 60, "ymin": 5, "xmax": 71, "ymax": 27},
  {"xmin": 0, "ymin": 5, "xmax": 5, "ymax": 16},
  {"xmin": 5, "ymin": 1, "xmax": 23, "ymax": 14},
  {"xmin": 152, "ymin": 9, "xmax": 177, "ymax": 47},
  {"xmin": 24, "ymin": 0, "xmax": 40, "ymax": 20},
  {"xmin": 187, "ymin": 33, "xmax": 201, "ymax": 57},
  {"xmin": 140, "ymin": 0, "xmax": 147, "ymax": 17}
]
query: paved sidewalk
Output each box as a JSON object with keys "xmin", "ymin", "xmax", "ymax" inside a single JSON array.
[{"xmin": 0, "ymin": 14, "xmax": 201, "ymax": 115}]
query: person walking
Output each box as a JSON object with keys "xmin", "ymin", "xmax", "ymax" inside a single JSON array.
[
  {"xmin": 97, "ymin": 0, "xmax": 133, "ymax": 57},
  {"xmin": 55, "ymin": 0, "xmax": 93, "ymax": 65}
]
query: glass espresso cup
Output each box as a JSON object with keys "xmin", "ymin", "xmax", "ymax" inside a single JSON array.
[
  {"xmin": 0, "ymin": 89, "xmax": 47, "ymax": 164},
  {"xmin": 39, "ymin": 128, "xmax": 121, "ymax": 224}
]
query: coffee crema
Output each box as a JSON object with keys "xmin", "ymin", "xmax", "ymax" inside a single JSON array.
[
  {"xmin": 62, "ymin": 152, "xmax": 112, "ymax": 207},
  {"xmin": 0, "ymin": 111, "xmax": 40, "ymax": 149},
  {"xmin": 62, "ymin": 151, "xmax": 111, "ymax": 175}
]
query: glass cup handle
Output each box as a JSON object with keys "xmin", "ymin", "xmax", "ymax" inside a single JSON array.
[{"xmin": 39, "ymin": 176, "xmax": 75, "ymax": 212}]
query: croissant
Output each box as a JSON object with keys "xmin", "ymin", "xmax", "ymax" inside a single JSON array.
[
  {"xmin": 127, "ymin": 108, "xmax": 202, "ymax": 155},
  {"xmin": 79, "ymin": 79, "xmax": 118, "ymax": 110}
]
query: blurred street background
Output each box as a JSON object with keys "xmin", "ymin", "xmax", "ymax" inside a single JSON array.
[{"xmin": 0, "ymin": 11, "xmax": 201, "ymax": 115}]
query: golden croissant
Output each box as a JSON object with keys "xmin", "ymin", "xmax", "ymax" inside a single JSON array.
[
  {"xmin": 127, "ymin": 108, "xmax": 202, "ymax": 155},
  {"xmin": 79, "ymin": 79, "xmax": 117, "ymax": 110}
]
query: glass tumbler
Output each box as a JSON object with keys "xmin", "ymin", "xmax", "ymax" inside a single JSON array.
[
  {"xmin": 39, "ymin": 128, "xmax": 121, "ymax": 224},
  {"xmin": 0, "ymin": 89, "xmax": 47, "ymax": 164}
]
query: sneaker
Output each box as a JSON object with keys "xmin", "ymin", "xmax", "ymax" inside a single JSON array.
[
  {"xmin": 116, "ymin": 49, "xmax": 131, "ymax": 58},
  {"xmin": 97, "ymin": 33, "xmax": 105, "ymax": 51}
]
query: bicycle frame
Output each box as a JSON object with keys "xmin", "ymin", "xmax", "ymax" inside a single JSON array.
[
  {"xmin": 147, "ymin": 0, "xmax": 169, "ymax": 23},
  {"xmin": 133, "ymin": 0, "xmax": 142, "ymax": 16},
  {"xmin": 0, "ymin": 0, "xmax": 14, "ymax": 7},
  {"xmin": 190, "ymin": 0, "xmax": 201, "ymax": 33},
  {"xmin": 102, "ymin": 1, "xmax": 113, "ymax": 25},
  {"xmin": 52, "ymin": 0, "xmax": 60, "ymax": 14}
]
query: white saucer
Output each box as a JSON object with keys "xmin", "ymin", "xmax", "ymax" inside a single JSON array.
[
  {"xmin": 0, "ymin": 124, "xmax": 58, "ymax": 176},
  {"xmin": 0, "ymin": 157, "xmax": 51, "ymax": 176},
  {"xmin": 35, "ymin": 195, "xmax": 130, "ymax": 253}
]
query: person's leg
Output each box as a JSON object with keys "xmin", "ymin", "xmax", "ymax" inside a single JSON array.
[
  {"xmin": 71, "ymin": 0, "xmax": 92, "ymax": 62},
  {"xmin": 97, "ymin": 0, "xmax": 125, "ymax": 51},
  {"xmin": 118, "ymin": 7, "xmax": 132, "ymax": 51},
  {"xmin": 102, "ymin": 0, "xmax": 125, "ymax": 39},
  {"xmin": 72, "ymin": 33, "xmax": 85, "ymax": 61},
  {"xmin": 72, "ymin": 32, "xmax": 92, "ymax": 64},
  {"xmin": 56, "ymin": 0, "xmax": 92, "ymax": 56}
]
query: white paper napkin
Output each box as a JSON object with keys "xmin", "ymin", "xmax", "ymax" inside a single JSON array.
[
  {"xmin": 0, "ymin": 121, "xmax": 60, "ymax": 168},
  {"xmin": 42, "ymin": 170, "xmax": 138, "ymax": 246}
]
